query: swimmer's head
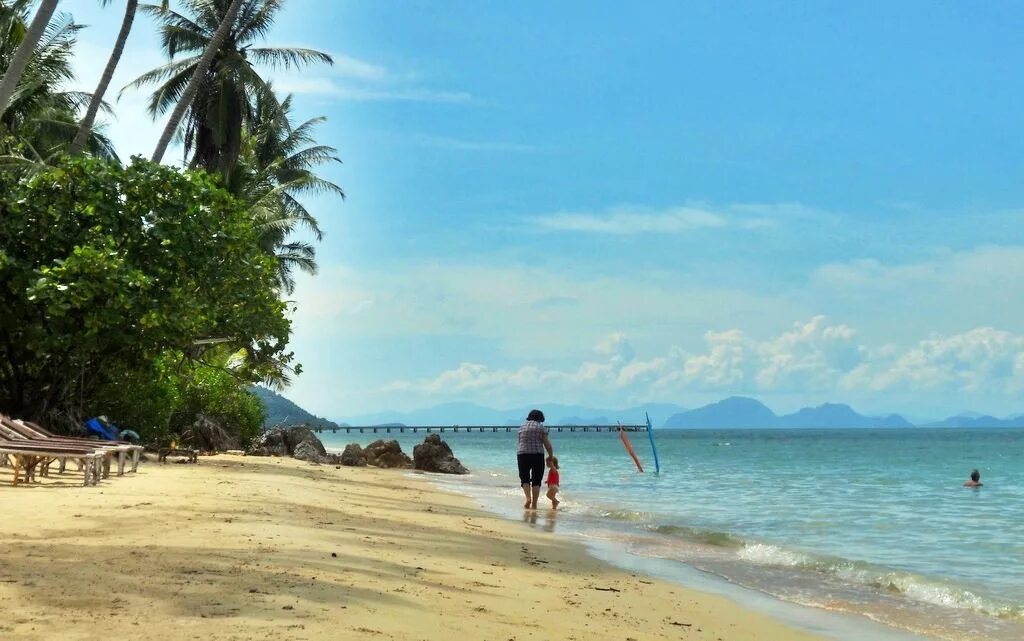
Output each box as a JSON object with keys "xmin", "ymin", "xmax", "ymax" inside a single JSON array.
[{"xmin": 971, "ymin": 469, "xmax": 980, "ymax": 482}]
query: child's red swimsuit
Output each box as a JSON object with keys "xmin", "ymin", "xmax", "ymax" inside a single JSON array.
[{"xmin": 547, "ymin": 469, "xmax": 560, "ymax": 486}]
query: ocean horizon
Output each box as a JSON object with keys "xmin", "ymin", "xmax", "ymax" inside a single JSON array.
[{"xmin": 322, "ymin": 427, "xmax": 1024, "ymax": 641}]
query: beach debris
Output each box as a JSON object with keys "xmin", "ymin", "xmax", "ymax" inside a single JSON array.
[
  {"xmin": 412, "ymin": 434, "xmax": 469, "ymax": 474},
  {"xmin": 339, "ymin": 443, "xmax": 367, "ymax": 467},
  {"xmin": 590, "ymin": 586, "xmax": 621, "ymax": 592},
  {"xmin": 363, "ymin": 439, "xmax": 412, "ymax": 469}
]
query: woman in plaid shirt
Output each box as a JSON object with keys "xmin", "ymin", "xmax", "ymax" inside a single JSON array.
[{"xmin": 518, "ymin": 409, "xmax": 554, "ymax": 509}]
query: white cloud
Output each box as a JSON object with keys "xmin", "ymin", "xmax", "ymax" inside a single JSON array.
[
  {"xmin": 846, "ymin": 328, "xmax": 1024, "ymax": 394},
  {"xmin": 266, "ymin": 50, "xmax": 472, "ymax": 104},
  {"xmin": 285, "ymin": 244, "xmax": 1024, "ymax": 415},
  {"xmin": 754, "ymin": 316, "xmax": 860, "ymax": 391},
  {"xmin": 330, "ymin": 54, "xmax": 389, "ymax": 81},
  {"xmin": 379, "ymin": 319, "xmax": 1024, "ymax": 408},
  {"xmin": 530, "ymin": 202, "xmax": 810, "ymax": 235},
  {"xmin": 271, "ymin": 77, "xmax": 473, "ymax": 103}
]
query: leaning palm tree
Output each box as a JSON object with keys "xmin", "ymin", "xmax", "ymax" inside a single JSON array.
[
  {"xmin": 230, "ymin": 88, "xmax": 343, "ymax": 293},
  {"xmin": 0, "ymin": 0, "xmax": 59, "ymax": 117},
  {"xmin": 70, "ymin": 0, "xmax": 139, "ymax": 155},
  {"xmin": 0, "ymin": 6, "xmax": 117, "ymax": 165},
  {"xmin": 148, "ymin": 0, "xmax": 243, "ymax": 166},
  {"xmin": 126, "ymin": 0, "xmax": 332, "ymax": 173}
]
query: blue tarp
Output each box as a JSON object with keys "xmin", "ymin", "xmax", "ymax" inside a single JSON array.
[{"xmin": 85, "ymin": 417, "xmax": 117, "ymax": 441}]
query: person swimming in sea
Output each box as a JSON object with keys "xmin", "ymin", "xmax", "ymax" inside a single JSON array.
[{"xmin": 963, "ymin": 469, "xmax": 983, "ymax": 487}]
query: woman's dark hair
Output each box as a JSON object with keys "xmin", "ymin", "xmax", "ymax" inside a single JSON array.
[
  {"xmin": 526, "ymin": 409, "xmax": 545, "ymax": 423},
  {"xmin": 971, "ymin": 469, "xmax": 980, "ymax": 482}
]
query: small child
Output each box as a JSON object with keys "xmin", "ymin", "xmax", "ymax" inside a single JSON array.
[{"xmin": 546, "ymin": 455, "xmax": 560, "ymax": 509}]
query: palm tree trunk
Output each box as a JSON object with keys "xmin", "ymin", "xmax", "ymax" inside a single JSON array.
[
  {"xmin": 70, "ymin": 0, "xmax": 138, "ymax": 156},
  {"xmin": 151, "ymin": 0, "xmax": 244, "ymax": 164},
  {"xmin": 0, "ymin": 0, "xmax": 60, "ymax": 118}
]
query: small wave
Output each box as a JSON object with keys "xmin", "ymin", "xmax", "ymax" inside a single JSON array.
[
  {"xmin": 598, "ymin": 509, "xmax": 653, "ymax": 523},
  {"xmin": 854, "ymin": 571, "xmax": 1024, "ymax": 620},
  {"xmin": 650, "ymin": 524, "xmax": 744, "ymax": 548},
  {"xmin": 737, "ymin": 542, "xmax": 819, "ymax": 567},
  {"xmin": 655, "ymin": 533, "xmax": 1024, "ymax": 622}
]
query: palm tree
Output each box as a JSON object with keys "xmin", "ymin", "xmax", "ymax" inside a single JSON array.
[
  {"xmin": 128, "ymin": 0, "xmax": 332, "ymax": 173},
  {"xmin": 0, "ymin": 7, "xmax": 117, "ymax": 164},
  {"xmin": 148, "ymin": 0, "xmax": 243, "ymax": 166},
  {"xmin": 230, "ymin": 88, "xmax": 343, "ymax": 293},
  {"xmin": 0, "ymin": 0, "xmax": 59, "ymax": 117},
  {"xmin": 70, "ymin": 0, "xmax": 139, "ymax": 156}
]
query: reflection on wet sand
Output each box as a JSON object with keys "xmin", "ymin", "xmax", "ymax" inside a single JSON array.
[{"xmin": 523, "ymin": 509, "xmax": 558, "ymax": 532}]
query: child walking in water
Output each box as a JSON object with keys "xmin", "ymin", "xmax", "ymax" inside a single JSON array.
[{"xmin": 546, "ymin": 456, "xmax": 560, "ymax": 509}]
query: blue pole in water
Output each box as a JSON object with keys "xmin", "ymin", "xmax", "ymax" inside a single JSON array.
[{"xmin": 645, "ymin": 412, "xmax": 661, "ymax": 474}]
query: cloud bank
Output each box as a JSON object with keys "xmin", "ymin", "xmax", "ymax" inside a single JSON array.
[{"xmin": 382, "ymin": 317, "xmax": 1024, "ymax": 407}]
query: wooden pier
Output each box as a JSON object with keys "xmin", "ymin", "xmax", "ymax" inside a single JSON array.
[{"xmin": 310, "ymin": 424, "xmax": 648, "ymax": 435}]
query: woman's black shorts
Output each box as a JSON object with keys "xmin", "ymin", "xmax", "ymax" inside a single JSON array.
[{"xmin": 517, "ymin": 452, "xmax": 545, "ymax": 487}]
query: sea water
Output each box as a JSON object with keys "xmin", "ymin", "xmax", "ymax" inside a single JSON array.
[{"xmin": 320, "ymin": 428, "xmax": 1024, "ymax": 641}]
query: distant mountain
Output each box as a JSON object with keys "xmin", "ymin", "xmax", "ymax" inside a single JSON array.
[
  {"xmin": 779, "ymin": 403, "xmax": 914, "ymax": 429},
  {"xmin": 924, "ymin": 415, "xmax": 1024, "ymax": 428},
  {"xmin": 337, "ymin": 402, "xmax": 686, "ymax": 428},
  {"xmin": 257, "ymin": 389, "xmax": 1023, "ymax": 431},
  {"xmin": 561, "ymin": 416, "xmax": 611, "ymax": 425},
  {"xmin": 664, "ymin": 398, "xmax": 916, "ymax": 429},
  {"xmin": 665, "ymin": 397, "xmax": 778, "ymax": 428},
  {"xmin": 251, "ymin": 387, "xmax": 346, "ymax": 430},
  {"xmin": 954, "ymin": 411, "xmax": 985, "ymax": 419}
]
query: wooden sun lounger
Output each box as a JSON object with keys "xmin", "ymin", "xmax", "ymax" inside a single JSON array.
[
  {"xmin": 0, "ymin": 445, "xmax": 103, "ymax": 486},
  {"xmin": 0, "ymin": 420, "xmax": 114, "ymax": 480},
  {"xmin": 22, "ymin": 419, "xmax": 143, "ymax": 470},
  {"xmin": 2, "ymin": 418, "xmax": 141, "ymax": 476}
]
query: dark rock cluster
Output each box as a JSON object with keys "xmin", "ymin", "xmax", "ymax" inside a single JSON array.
[
  {"xmin": 248, "ymin": 426, "xmax": 326, "ymax": 460},
  {"xmin": 413, "ymin": 434, "xmax": 468, "ymax": 474},
  {"xmin": 248, "ymin": 428, "xmax": 467, "ymax": 474}
]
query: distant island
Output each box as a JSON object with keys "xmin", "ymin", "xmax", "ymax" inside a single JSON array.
[
  {"xmin": 251, "ymin": 387, "xmax": 349, "ymax": 431},
  {"xmin": 661, "ymin": 397, "xmax": 915, "ymax": 429},
  {"xmin": 253, "ymin": 389, "xmax": 1024, "ymax": 430}
]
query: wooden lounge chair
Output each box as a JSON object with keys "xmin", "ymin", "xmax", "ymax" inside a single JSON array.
[
  {"xmin": 3, "ymin": 418, "xmax": 141, "ymax": 475},
  {"xmin": 0, "ymin": 420, "xmax": 114, "ymax": 481},
  {"xmin": 0, "ymin": 443, "xmax": 103, "ymax": 486}
]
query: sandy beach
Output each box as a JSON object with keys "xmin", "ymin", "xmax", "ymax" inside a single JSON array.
[{"xmin": 0, "ymin": 456, "xmax": 825, "ymax": 641}]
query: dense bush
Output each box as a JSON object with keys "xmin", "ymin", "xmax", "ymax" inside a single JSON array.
[{"xmin": 0, "ymin": 156, "xmax": 291, "ymax": 438}]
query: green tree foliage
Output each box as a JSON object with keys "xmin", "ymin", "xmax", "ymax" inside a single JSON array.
[
  {"xmin": 0, "ymin": 4, "xmax": 117, "ymax": 164},
  {"xmin": 98, "ymin": 353, "xmax": 266, "ymax": 447},
  {"xmin": 0, "ymin": 156, "xmax": 292, "ymax": 432},
  {"xmin": 230, "ymin": 89, "xmax": 343, "ymax": 293},
  {"xmin": 128, "ymin": 0, "xmax": 332, "ymax": 175}
]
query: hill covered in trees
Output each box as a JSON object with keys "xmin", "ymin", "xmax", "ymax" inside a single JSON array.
[{"xmin": 252, "ymin": 387, "xmax": 345, "ymax": 430}]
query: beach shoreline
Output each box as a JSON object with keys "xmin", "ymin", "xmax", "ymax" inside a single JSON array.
[{"xmin": 0, "ymin": 455, "xmax": 837, "ymax": 641}]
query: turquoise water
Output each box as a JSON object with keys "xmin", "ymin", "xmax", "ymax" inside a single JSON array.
[{"xmin": 321, "ymin": 428, "xmax": 1024, "ymax": 641}]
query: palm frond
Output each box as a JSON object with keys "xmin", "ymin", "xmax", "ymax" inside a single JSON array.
[{"xmin": 246, "ymin": 46, "xmax": 333, "ymax": 69}]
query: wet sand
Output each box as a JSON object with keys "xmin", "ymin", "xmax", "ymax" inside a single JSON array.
[{"xmin": 0, "ymin": 455, "xmax": 825, "ymax": 640}]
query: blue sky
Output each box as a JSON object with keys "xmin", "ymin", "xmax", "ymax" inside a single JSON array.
[{"xmin": 71, "ymin": 1, "xmax": 1024, "ymax": 419}]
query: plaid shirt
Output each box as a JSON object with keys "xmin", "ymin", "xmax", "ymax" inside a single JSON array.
[{"xmin": 517, "ymin": 420, "xmax": 548, "ymax": 454}]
